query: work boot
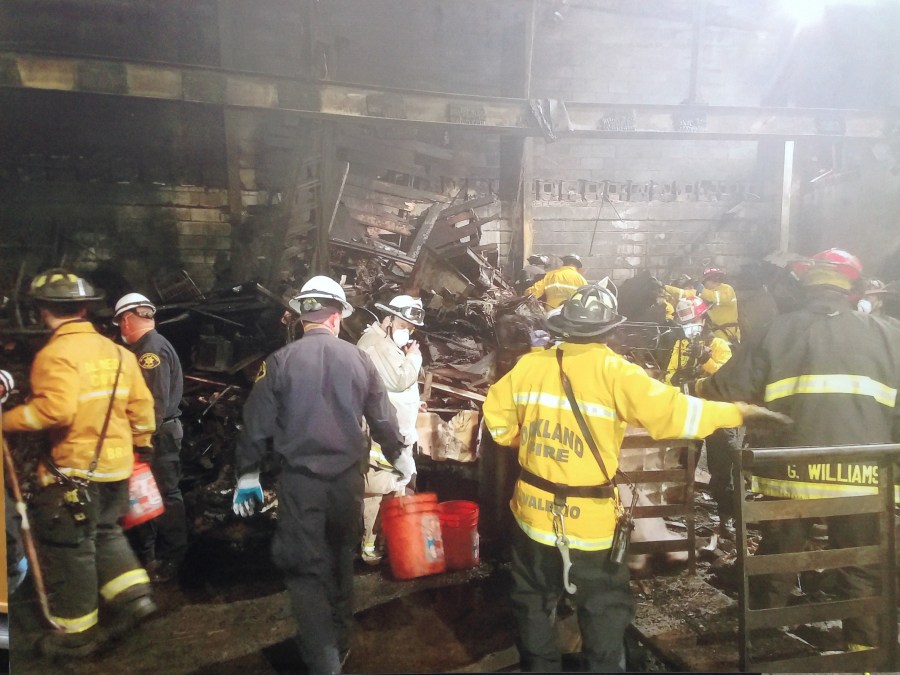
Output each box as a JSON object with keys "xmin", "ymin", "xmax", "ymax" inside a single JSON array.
[
  {"xmin": 717, "ymin": 509, "xmax": 736, "ymax": 538},
  {"xmin": 148, "ymin": 559, "xmax": 179, "ymax": 584},
  {"xmin": 105, "ymin": 595, "xmax": 158, "ymax": 642},
  {"xmin": 36, "ymin": 626, "xmax": 101, "ymax": 659},
  {"xmin": 361, "ymin": 539, "xmax": 383, "ymax": 566}
]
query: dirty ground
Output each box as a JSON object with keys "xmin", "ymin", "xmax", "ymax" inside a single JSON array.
[{"xmin": 8, "ymin": 462, "xmax": 877, "ymax": 673}]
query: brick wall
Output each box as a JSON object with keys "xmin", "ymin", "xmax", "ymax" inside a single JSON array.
[
  {"xmin": 0, "ymin": 182, "xmax": 231, "ymax": 293},
  {"xmin": 529, "ymin": 135, "xmax": 773, "ymax": 282},
  {"xmin": 530, "ymin": 200, "xmax": 774, "ymax": 283}
]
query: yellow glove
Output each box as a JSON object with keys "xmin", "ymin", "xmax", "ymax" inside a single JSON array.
[{"xmin": 734, "ymin": 402, "xmax": 792, "ymax": 426}]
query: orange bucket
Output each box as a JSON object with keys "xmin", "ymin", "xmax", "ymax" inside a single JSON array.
[
  {"xmin": 438, "ymin": 501, "xmax": 480, "ymax": 570},
  {"xmin": 122, "ymin": 459, "xmax": 164, "ymax": 530},
  {"xmin": 381, "ymin": 493, "xmax": 446, "ymax": 580}
]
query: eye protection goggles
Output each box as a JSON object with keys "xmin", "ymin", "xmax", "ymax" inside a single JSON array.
[
  {"xmin": 298, "ymin": 297, "xmax": 341, "ymax": 314},
  {"xmin": 393, "ymin": 305, "xmax": 425, "ymax": 324}
]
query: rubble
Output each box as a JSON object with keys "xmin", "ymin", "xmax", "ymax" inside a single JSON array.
[{"xmin": 0, "ymin": 174, "xmax": 532, "ymax": 546}]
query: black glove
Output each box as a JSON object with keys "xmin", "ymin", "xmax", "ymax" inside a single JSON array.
[
  {"xmin": 134, "ymin": 446, "xmax": 154, "ymax": 463},
  {"xmin": 697, "ymin": 345, "xmax": 712, "ymax": 365}
]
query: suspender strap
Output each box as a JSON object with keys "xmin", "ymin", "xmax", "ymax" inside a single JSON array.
[
  {"xmin": 519, "ymin": 468, "xmax": 614, "ymax": 499},
  {"xmin": 87, "ymin": 352, "xmax": 123, "ymax": 478},
  {"xmin": 556, "ymin": 349, "xmax": 621, "ymax": 486}
]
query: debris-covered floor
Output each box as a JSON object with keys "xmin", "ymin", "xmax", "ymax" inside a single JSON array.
[{"xmin": 9, "ymin": 468, "xmax": 866, "ymax": 674}]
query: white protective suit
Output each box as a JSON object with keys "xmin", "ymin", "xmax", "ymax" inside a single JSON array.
[{"xmin": 356, "ymin": 322, "xmax": 421, "ymax": 486}]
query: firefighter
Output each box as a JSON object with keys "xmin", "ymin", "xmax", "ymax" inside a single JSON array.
[
  {"xmin": 114, "ymin": 292, "xmax": 187, "ymax": 583},
  {"xmin": 696, "ymin": 248, "xmax": 900, "ymax": 651},
  {"xmin": 3, "ymin": 269, "xmax": 157, "ymax": 657},
  {"xmin": 525, "ymin": 253, "xmax": 587, "ymax": 310},
  {"xmin": 665, "ymin": 266, "xmax": 741, "ymax": 344},
  {"xmin": 232, "ymin": 275, "xmax": 404, "ymax": 674},
  {"xmin": 483, "ymin": 283, "xmax": 781, "ymax": 672},
  {"xmin": 665, "ymin": 296, "xmax": 744, "ymax": 534},
  {"xmin": 517, "ymin": 254, "xmax": 551, "ymax": 293},
  {"xmin": 356, "ymin": 294, "xmax": 426, "ymax": 564}
]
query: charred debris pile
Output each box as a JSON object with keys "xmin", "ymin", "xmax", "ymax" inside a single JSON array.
[{"xmin": 1, "ymin": 186, "xmax": 543, "ymax": 543}]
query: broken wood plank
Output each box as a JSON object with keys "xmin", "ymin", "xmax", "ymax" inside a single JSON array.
[
  {"xmin": 340, "ymin": 195, "xmax": 403, "ymax": 217},
  {"xmin": 345, "ymin": 207, "xmax": 413, "ymax": 235},
  {"xmin": 438, "ymin": 195, "xmax": 497, "ymax": 219},
  {"xmin": 429, "ymin": 220, "xmax": 483, "ymax": 249},
  {"xmin": 406, "ymin": 202, "xmax": 444, "ymax": 259},
  {"xmin": 434, "ymin": 210, "xmax": 479, "ymax": 228},
  {"xmin": 346, "ymin": 175, "xmax": 451, "ymax": 203},
  {"xmin": 342, "ymin": 183, "xmax": 413, "ymax": 210},
  {"xmin": 429, "ymin": 380, "xmax": 486, "ymax": 403},
  {"xmin": 330, "ymin": 237, "xmax": 416, "ymax": 264}
]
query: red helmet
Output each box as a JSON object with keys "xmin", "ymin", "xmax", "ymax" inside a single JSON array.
[
  {"xmin": 702, "ymin": 267, "xmax": 725, "ymax": 282},
  {"xmin": 793, "ymin": 248, "xmax": 862, "ymax": 285},
  {"xmin": 675, "ymin": 296, "xmax": 710, "ymax": 324}
]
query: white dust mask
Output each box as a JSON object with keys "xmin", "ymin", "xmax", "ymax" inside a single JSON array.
[
  {"xmin": 391, "ymin": 328, "xmax": 411, "ymax": 348},
  {"xmin": 683, "ymin": 324, "xmax": 703, "ymax": 339}
]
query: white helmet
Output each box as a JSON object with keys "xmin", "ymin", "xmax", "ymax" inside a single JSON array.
[
  {"xmin": 0, "ymin": 369, "xmax": 14, "ymax": 404},
  {"xmin": 113, "ymin": 293, "xmax": 156, "ymax": 325},
  {"xmin": 289, "ymin": 275, "xmax": 354, "ymax": 318},
  {"xmin": 375, "ymin": 294, "xmax": 425, "ymax": 327}
]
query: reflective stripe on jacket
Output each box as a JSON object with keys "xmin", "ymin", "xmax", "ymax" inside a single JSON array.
[
  {"xmin": 483, "ymin": 342, "xmax": 744, "ymax": 550},
  {"xmin": 3, "ymin": 320, "xmax": 155, "ymax": 483},
  {"xmin": 526, "ymin": 266, "xmax": 587, "ymax": 309},
  {"xmin": 698, "ymin": 296, "xmax": 900, "ymax": 500}
]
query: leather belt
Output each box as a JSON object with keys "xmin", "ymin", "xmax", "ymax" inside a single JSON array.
[{"xmin": 519, "ymin": 468, "xmax": 614, "ymax": 499}]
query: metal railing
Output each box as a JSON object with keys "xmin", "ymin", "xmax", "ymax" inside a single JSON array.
[{"xmin": 732, "ymin": 443, "xmax": 900, "ymax": 672}]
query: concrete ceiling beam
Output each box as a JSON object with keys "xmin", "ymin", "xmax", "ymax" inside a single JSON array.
[{"xmin": 1, "ymin": 51, "xmax": 896, "ymax": 140}]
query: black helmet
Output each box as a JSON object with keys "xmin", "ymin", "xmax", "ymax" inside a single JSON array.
[
  {"xmin": 28, "ymin": 268, "xmax": 105, "ymax": 303},
  {"xmin": 546, "ymin": 283, "xmax": 625, "ymax": 339},
  {"xmin": 527, "ymin": 254, "xmax": 550, "ymax": 267},
  {"xmin": 671, "ymin": 273, "xmax": 692, "ymax": 288},
  {"xmin": 562, "ymin": 253, "xmax": 583, "ymax": 268}
]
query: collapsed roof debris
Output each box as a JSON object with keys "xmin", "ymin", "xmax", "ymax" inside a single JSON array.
[{"xmin": 0, "ymin": 172, "xmax": 537, "ymax": 545}]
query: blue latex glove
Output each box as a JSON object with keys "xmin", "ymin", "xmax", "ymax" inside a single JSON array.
[
  {"xmin": 10, "ymin": 556, "xmax": 27, "ymax": 593},
  {"xmin": 232, "ymin": 472, "xmax": 263, "ymax": 517},
  {"xmin": 530, "ymin": 329, "xmax": 551, "ymax": 348}
]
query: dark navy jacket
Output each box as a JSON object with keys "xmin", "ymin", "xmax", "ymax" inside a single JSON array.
[
  {"xmin": 699, "ymin": 290, "xmax": 900, "ymax": 499},
  {"xmin": 236, "ymin": 328, "xmax": 404, "ymax": 478},
  {"xmin": 128, "ymin": 328, "xmax": 183, "ymax": 428}
]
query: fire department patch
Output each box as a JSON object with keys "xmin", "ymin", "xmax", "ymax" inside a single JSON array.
[
  {"xmin": 138, "ymin": 353, "xmax": 161, "ymax": 369},
  {"xmin": 255, "ymin": 361, "xmax": 267, "ymax": 382}
]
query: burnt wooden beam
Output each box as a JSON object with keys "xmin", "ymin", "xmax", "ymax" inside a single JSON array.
[
  {"xmin": 345, "ymin": 207, "xmax": 413, "ymax": 236},
  {"xmin": 2, "ymin": 51, "xmax": 898, "ymax": 140},
  {"xmin": 342, "ymin": 184, "xmax": 413, "ymax": 211},
  {"xmin": 406, "ymin": 203, "xmax": 444, "ymax": 260},
  {"xmin": 345, "ymin": 175, "xmax": 450, "ymax": 203}
]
